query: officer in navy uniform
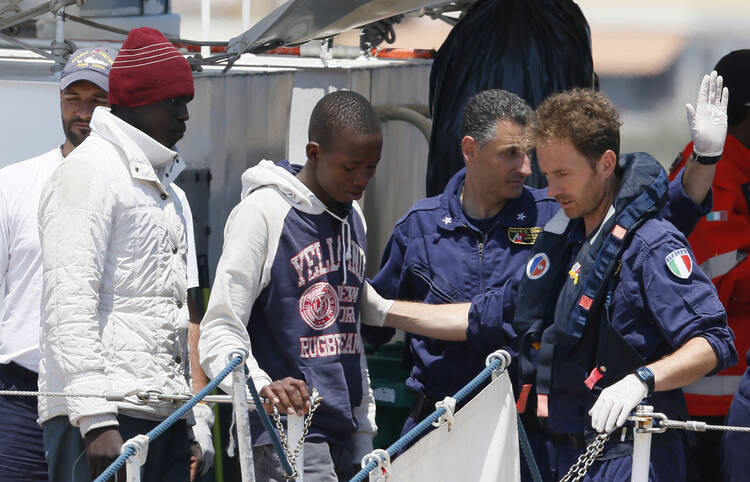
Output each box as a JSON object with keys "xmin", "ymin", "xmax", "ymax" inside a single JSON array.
[
  {"xmin": 362, "ymin": 80, "xmax": 726, "ymax": 480},
  {"xmin": 511, "ymin": 87, "xmax": 736, "ymax": 480}
]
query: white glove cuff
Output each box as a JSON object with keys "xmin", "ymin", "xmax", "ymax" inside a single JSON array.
[
  {"xmin": 693, "ymin": 147, "xmax": 724, "ymax": 158},
  {"xmin": 361, "ymin": 282, "xmax": 394, "ymax": 327}
]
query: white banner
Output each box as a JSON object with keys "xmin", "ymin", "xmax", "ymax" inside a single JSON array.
[{"xmin": 390, "ymin": 372, "xmax": 520, "ymax": 482}]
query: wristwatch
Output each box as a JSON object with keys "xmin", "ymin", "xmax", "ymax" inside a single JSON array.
[
  {"xmin": 633, "ymin": 366, "xmax": 655, "ymax": 395},
  {"xmin": 691, "ymin": 151, "xmax": 722, "ymax": 165}
]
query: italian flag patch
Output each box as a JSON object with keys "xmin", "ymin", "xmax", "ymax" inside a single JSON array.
[{"xmin": 665, "ymin": 248, "xmax": 693, "ymax": 279}]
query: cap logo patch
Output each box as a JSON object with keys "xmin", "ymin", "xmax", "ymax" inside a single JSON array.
[
  {"xmin": 526, "ymin": 253, "xmax": 550, "ymax": 279},
  {"xmin": 665, "ymin": 248, "xmax": 693, "ymax": 279}
]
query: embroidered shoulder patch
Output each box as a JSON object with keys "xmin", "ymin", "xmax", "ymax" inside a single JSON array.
[
  {"xmin": 526, "ymin": 253, "xmax": 550, "ymax": 279},
  {"xmin": 665, "ymin": 248, "xmax": 693, "ymax": 279},
  {"xmin": 508, "ymin": 226, "xmax": 542, "ymax": 245}
]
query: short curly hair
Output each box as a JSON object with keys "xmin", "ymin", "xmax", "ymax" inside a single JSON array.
[
  {"xmin": 308, "ymin": 90, "xmax": 381, "ymax": 150},
  {"xmin": 531, "ymin": 89, "xmax": 622, "ymax": 168}
]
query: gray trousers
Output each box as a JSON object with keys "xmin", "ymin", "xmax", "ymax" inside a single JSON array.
[{"xmin": 252, "ymin": 440, "xmax": 355, "ymax": 482}]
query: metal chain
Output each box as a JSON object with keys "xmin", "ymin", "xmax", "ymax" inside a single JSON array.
[
  {"xmin": 272, "ymin": 389, "xmax": 323, "ymax": 480},
  {"xmin": 559, "ymin": 433, "xmax": 610, "ymax": 482}
]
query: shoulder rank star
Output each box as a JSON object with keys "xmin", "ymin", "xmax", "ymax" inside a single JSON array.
[
  {"xmin": 568, "ymin": 262, "xmax": 581, "ymax": 285},
  {"xmin": 441, "ymin": 216, "xmax": 452, "ymax": 225},
  {"xmin": 517, "ymin": 212, "xmax": 526, "ymax": 221}
]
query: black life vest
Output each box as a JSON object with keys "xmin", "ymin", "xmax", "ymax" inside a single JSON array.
[{"xmin": 512, "ymin": 152, "xmax": 669, "ymax": 416}]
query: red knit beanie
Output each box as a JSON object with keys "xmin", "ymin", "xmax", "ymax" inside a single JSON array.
[{"xmin": 108, "ymin": 27, "xmax": 194, "ymax": 107}]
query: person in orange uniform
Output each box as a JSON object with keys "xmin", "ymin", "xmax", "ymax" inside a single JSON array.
[{"xmin": 669, "ymin": 50, "xmax": 750, "ymax": 482}]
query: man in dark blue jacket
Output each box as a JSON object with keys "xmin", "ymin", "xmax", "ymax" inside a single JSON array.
[
  {"xmin": 509, "ymin": 88, "xmax": 736, "ymax": 480},
  {"xmin": 363, "ymin": 80, "xmax": 726, "ymax": 479},
  {"xmin": 366, "ymin": 87, "xmax": 714, "ymax": 408}
]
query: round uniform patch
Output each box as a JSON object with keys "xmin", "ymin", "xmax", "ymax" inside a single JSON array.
[
  {"xmin": 299, "ymin": 282, "xmax": 340, "ymax": 330},
  {"xmin": 526, "ymin": 253, "xmax": 550, "ymax": 279},
  {"xmin": 665, "ymin": 248, "xmax": 693, "ymax": 279}
]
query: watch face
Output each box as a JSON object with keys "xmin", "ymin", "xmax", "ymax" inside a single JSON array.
[{"xmin": 636, "ymin": 367, "xmax": 654, "ymax": 393}]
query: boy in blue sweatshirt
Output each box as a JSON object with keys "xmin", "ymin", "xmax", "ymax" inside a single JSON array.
[{"xmin": 199, "ymin": 90, "xmax": 381, "ymax": 481}]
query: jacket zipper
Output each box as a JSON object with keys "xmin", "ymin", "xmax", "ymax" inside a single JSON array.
[{"xmin": 478, "ymin": 234, "xmax": 487, "ymax": 290}]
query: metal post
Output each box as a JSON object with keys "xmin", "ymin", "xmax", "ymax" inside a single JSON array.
[
  {"xmin": 55, "ymin": 7, "xmax": 64, "ymax": 45},
  {"xmin": 228, "ymin": 350, "xmax": 255, "ymax": 482},
  {"xmin": 200, "ymin": 0, "xmax": 211, "ymax": 58},
  {"xmin": 122, "ymin": 434, "xmax": 150, "ymax": 482},
  {"xmin": 287, "ymin": 414, "xmax": 304, "ymax": 482},
  {"xmin": 631, "ymin": 405, "xmax": 654, "ymax": 482},
  {"xmin": 241, "ymin": 0, "xmax": 251, "ymax": 31}
]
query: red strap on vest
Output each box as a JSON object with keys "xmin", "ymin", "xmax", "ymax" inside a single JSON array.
[
  {"xmin": 537, "ymin": 394, "xmax": 549, "ymax": 418},
  {"xmin": 584, "ymin": 367, "xmax": 605, "ymax": 390},
  {"xmin": 516, "ymin": 384, "xmax": 532, "ymax": 413}
]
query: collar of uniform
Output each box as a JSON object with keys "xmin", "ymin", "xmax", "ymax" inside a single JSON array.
[
  {"xmin": 437, "ymin": 168, "xmax": 537, "ymax": 231},
  {"xmin": 496, "ymin": 188, "xmax": 537, "ymax": 228},
  {"xmin": 566, "ymin": 218, "xmax": 587, "ymax": 245},
  {"xmin": 436, "ymin": 168, "xmax": 470, "ymax": 231},
  {"xmin": 89, "ymin": 107, "xmax": 178, "ymax": 189}
]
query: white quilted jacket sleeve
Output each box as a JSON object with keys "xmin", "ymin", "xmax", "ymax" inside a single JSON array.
[{"xmin": 38, "ymin": 155, "xmax": 118, "ymax": 424}]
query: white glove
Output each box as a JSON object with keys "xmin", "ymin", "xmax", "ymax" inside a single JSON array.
[
  {"xmin": 360, "ymin": 281, "xmax": 394, "ymax": 327},
  {"xmin": 589, "ymin": 374, "xmax": 648, "ymax": 434},
  {"xmin": 686, "ymin": 70, "xmax": 729, "ymax": 157},
  {"xmin": 192, "ymin": 403, "xmax": 215, "ymax": 476}
]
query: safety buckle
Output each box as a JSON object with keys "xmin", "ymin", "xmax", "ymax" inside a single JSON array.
[
  {"xmin": 135, "ymin": 389, "xmax": 164, "ymax": 405},
  {"xmin": 628, "ymin": 405, "xmax": 668, "ymax": 434}
]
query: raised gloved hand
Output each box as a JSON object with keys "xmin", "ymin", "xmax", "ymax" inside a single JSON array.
[
  {"xmin": 191, "ymin": 402, "xmax": 215, "ymax": 478},
  {"xmin": 360, "ymin": 281, "xmax": 394, "ymax": 327},
  {"xmin": 686, "ymin": 70, "xmax": 729, "ymax": 157},
  {"xmin": 589, "ymin": 374, "xmax": 648, "ymax": 434}
]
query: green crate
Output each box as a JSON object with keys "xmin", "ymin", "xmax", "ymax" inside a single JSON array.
[{"xmin": 366, "ymin": 342, "xmax": 414, "ymax": 448}]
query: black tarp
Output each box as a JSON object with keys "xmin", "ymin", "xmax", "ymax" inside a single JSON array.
[{"xmin": 426, "ymin": 0, "xmax": 594, "ymax": 195}]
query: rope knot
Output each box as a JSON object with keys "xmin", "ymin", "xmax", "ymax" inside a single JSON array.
[{"xmin": 432, "ymin": 396, "xmax": 457, "ymax": 431}]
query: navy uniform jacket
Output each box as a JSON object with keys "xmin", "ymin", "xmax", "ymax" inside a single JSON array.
[
  {"xmin": 366, "ymin": 167, "xmax": 712, "ymax": 402},
  {"xmin": 548, "ymin": 215, "xmax": 737, "ymax": 434}
]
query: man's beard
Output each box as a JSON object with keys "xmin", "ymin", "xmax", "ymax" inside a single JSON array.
[{"xmin": 62, "ymin": 116, "xmax": 89, "ymax": 148}]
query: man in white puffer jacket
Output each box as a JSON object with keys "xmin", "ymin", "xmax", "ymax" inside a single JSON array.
[{"xmin": 38, "ymin": 27, "xmax": 211, "ymax": 481}]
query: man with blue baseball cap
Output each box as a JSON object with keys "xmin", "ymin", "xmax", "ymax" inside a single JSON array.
[{"xmin": 0, "ymin": 47, "xmax": 115, "ymax": 480}]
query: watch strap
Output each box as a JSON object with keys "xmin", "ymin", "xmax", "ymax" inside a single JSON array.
[
  {"xmin": 691, "ymin": 151, "xmax": 722, "ymax": 165},
  {"xmin": 633, "ymin": 366, "xmax": 655, "ymax": 395}
]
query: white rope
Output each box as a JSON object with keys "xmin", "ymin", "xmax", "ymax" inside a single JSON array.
[{"xmin": 0, "ymin": 389, "xmax": 239, "ymax": 405}]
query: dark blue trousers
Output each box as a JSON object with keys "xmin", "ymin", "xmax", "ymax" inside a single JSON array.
[
  {"xmin": 552, "ymin": 430, "xmax": 686, "ymax": 481},
  {"xmin": 43, "ymin": 414, "xmax": 191, "ymax": 482},
  {"xmin": 722, "ymin": 374, "xmax": 750, "ymax": 482},
  {"xmin": 0, "ymin": 362, "xmax": 49, "ymax": 481}
]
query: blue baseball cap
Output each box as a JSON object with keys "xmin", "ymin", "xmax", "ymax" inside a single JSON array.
[{"xmin": 60, "ymin": 47, "xmax": 118, "ymax": 92}]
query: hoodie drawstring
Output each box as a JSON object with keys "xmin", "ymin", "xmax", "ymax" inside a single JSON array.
[{"xmin": 326, "ymin": 209, "xmax": 351, "ymax": 285}]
